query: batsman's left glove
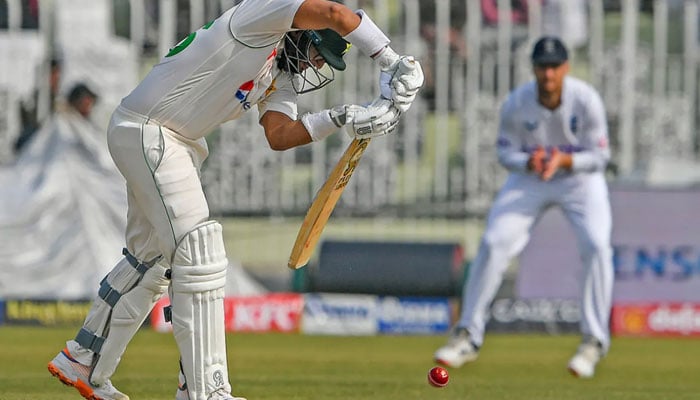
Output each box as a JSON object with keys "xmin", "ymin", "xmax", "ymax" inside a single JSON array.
[{"xmin": 348, "ymin": 98, "xmax": 402, "ymax": 139}]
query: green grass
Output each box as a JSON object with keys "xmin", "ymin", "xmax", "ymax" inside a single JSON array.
[{"xmin": 1, "ymin": 326, "xmax": 699, "ymax": 399}]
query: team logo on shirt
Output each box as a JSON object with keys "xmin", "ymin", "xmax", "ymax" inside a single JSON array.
[
  {"xmin": 570, "ymin": 116, "xmax": 579, "ymax": 134},
  {"xmin": 235, "ymin": 80, "xmax": 254, "ymax": 110},
  {"xmin": 524, "ymin": 120, "xmax": 538, "ymax": 131},
  {"xmin": 235, "ymin": 49, "xmax": 278, "ymax": 111}
]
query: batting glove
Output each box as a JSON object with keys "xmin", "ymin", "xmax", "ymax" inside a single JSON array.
[
  {"xmin": 391, "ymin": 56, "xmax": 424, "ymax": 113},
  {"xmin": 348, "ymin": 98, "xmax": 402, "ymax": 139},
  {"xmin": 374, "ymin": 48, "xmax": 424, "ymax": 113},
  {"xmin": 302, "ymin": 104, "xmax": 364, "ymax": 142}
]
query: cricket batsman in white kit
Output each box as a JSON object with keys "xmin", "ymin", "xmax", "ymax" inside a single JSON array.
[
  {"xmin": 434, "ymin": 36, "xmax": 613, "ymax": 378},
  {"xmin": 47, "ymin": 1, "xmax": 424, "ymax": 399}
]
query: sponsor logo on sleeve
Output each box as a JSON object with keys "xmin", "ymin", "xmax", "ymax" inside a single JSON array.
[{"xmin": 235, "ymin": 80, "xmax": 255, "ymax": 110}]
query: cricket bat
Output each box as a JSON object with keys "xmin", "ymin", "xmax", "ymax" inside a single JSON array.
[{"xmin": 288, "ymin": 138, "xmax": 371, "ymax": 269}]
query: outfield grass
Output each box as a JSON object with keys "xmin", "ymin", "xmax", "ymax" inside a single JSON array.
[{"xmin": 1, "ymin": 326, "xmax": 699, "ymax": 400}]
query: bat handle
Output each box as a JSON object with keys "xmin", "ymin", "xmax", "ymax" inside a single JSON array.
[{"xmin": 398, "ymin": 56, "xmax": 417, "ymax": 73}]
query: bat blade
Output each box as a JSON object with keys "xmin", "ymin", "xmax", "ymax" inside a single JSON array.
[{"xmin": 287, "ymin": 138, "xmax": 371, "ymax": 269}]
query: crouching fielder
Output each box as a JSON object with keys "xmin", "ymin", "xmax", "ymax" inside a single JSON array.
[
  {"xmin": 48, "ymin": 0, "xmax": 423, "ymax": 399},
  {"xmin": 433, "ymin": 36, "xmax": 613, "ymax": 379}
]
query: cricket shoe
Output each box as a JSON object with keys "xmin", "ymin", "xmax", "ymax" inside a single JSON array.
[
  {"xmin": 433, "ymin": 327, "xmax": 479, "ymax": 368},
  {"xmin": 567, "ymin": 336, "xmax": 604, "ymax": 378},
  {"xmin": 48, "ymin": 348, "xmax": 129, "ymax": 400}
]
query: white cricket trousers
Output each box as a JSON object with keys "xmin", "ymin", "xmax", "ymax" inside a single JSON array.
[
  {"xmin": 107, "ymin": 105, "xmax": 210, "ymax": 263},
  {"xmin": 457, "ymin": 172, "xmax": 614, "ymax": 351}
]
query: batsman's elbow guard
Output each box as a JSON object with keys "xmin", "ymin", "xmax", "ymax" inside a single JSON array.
[{"xmin": 349, "ymin": 98, "xmax": 401, "ymax": 139}]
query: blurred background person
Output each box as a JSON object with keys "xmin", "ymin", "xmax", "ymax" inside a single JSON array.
[
  {"xmin": 65, "ymin": 82, "xmax": 98, "ymax": 121},
  {"xmin": 15, "ymin": 56, "xmax": 63, "ymax": 154}
]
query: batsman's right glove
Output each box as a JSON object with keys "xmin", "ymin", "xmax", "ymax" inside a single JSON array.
[
  {"xmin": 374, "ymin": 48, "xmax": 424, "ymax": 113},
  {"xmin": 348, "ymin": 98, "xmax": 402, "ymax": 139}
]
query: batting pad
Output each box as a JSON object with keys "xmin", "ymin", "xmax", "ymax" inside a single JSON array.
[
  {"xmin": 89, "ymin": 261, "xmax": 170, "ymax": 385},
  {"xmin": 170, "ymin": 221, "xmax": 230, "ymax": 400},
  {"xmin": 75, "ymin": 250, "xmax": 166, "ymax": 370}
]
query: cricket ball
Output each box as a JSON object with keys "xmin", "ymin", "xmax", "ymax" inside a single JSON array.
[{"xmin": 428, "ymin": 366, "xmax": 449, "ymax": 387}]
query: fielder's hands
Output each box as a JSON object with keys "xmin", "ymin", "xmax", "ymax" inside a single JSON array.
[
  {"xmin": 528, "ymin": 146, "xmax": 573, "ymax": 181},
  {"xmin": 374, "ymin": 48, "xmax": 424, "ymax": 113},
  {"xmin": 541, "ymin": 148, "xmax": 573, "ymax": 181},
  {"xmin": 347, "ymin": 97, "xmax": 402, "ymax": 139},
  {"xmin": 527, "ymin": 146, "xmax": 546, "ymax": 175}
]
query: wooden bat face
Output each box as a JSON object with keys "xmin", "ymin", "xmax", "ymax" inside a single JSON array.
[
  {"xmin": 335, "ymin": 139, "xmax": 369, "ymax": 190},
  {"xmin": 288, "ymin": 138, "xmax": 371, "ymax": 269}
]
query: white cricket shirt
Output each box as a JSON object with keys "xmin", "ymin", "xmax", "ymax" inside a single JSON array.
[
  {"xmin": 496, "ymin": 76, "xmax": 610, "ymax": 173},
  {"xmin": 121, "ymin": 0, "xmax": 304, "ymax": 140}
]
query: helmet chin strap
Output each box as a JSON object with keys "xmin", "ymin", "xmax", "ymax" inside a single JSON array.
[{"xmin": 279, "ymin": 31, "xmax": 335, "ymax": 94}]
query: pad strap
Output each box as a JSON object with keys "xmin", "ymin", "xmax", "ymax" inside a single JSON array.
[
  {"xmin": 74, "ymin": 248, "xmax": 158, "ymax": 353},
  {"xmin": 75, "ymin": 328, "xmax": 106, "ymax": 354},
  {"xmin": 122, "ymin": 247, "xmax": 151, "ymax": 274},
  {"xmin": 89, "ymin": 261, "xmax": 170, "ymax": 386}
]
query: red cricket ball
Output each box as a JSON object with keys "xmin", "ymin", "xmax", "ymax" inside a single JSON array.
[{"xmin": 428, "ymin": 366, "xmax": 449, "ymax": 387}]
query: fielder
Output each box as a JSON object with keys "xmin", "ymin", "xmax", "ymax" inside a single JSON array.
[
  {"xmin": 434, "ymin": 36, "xmax": 613, "ymax": 379},
  {"xmin": 47, "ymin": 1, "xmax": 424, "ymax": 399}
]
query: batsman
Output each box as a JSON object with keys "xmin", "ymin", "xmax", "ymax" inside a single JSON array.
[{"xmin": 47, "ymin": 1, "xmax": 424, "ymax": 399}]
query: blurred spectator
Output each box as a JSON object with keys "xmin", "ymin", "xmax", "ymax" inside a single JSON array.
[
  {"xmin": 416, "ymin": 1, "xmax": 468, "ymax": 110},
  {"xmin": 481, "ymin": 0, "xmax": 531, "ymax": 26},
  {"xmin": 66, "ymin": 83, "xmax": 99, "ymax": 120},
  {"xmin": 541, "ymin": 0, "xmax": 588, "ymax": 49},
  {"xmin": 15, "ymin": 56, "xmax": 62, "ymax": 154},
  {"xmin": 603, "ymin": 0, "xmax": 654, "ymax": 12},
  {"xmin": 0, "ymin": 0, "xmax": 39, "ymax": 29}
]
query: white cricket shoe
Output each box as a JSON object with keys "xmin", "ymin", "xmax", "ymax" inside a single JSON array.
[
  {"xmin": 48, "ymin": 348, "xmax": 129, "ymax": 400},
  {"xmin": 433, "ymin": 327, "xmax": 479, "ymax": 368},
  {"xmin": 567, "ymin": 337, "xmax": 604, "ymax": 379}
]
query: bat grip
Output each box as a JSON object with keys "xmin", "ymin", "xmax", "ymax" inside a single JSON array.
[{"xmin": 398, "ymin": 56, "xmax": 416, "ymax": 74}]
